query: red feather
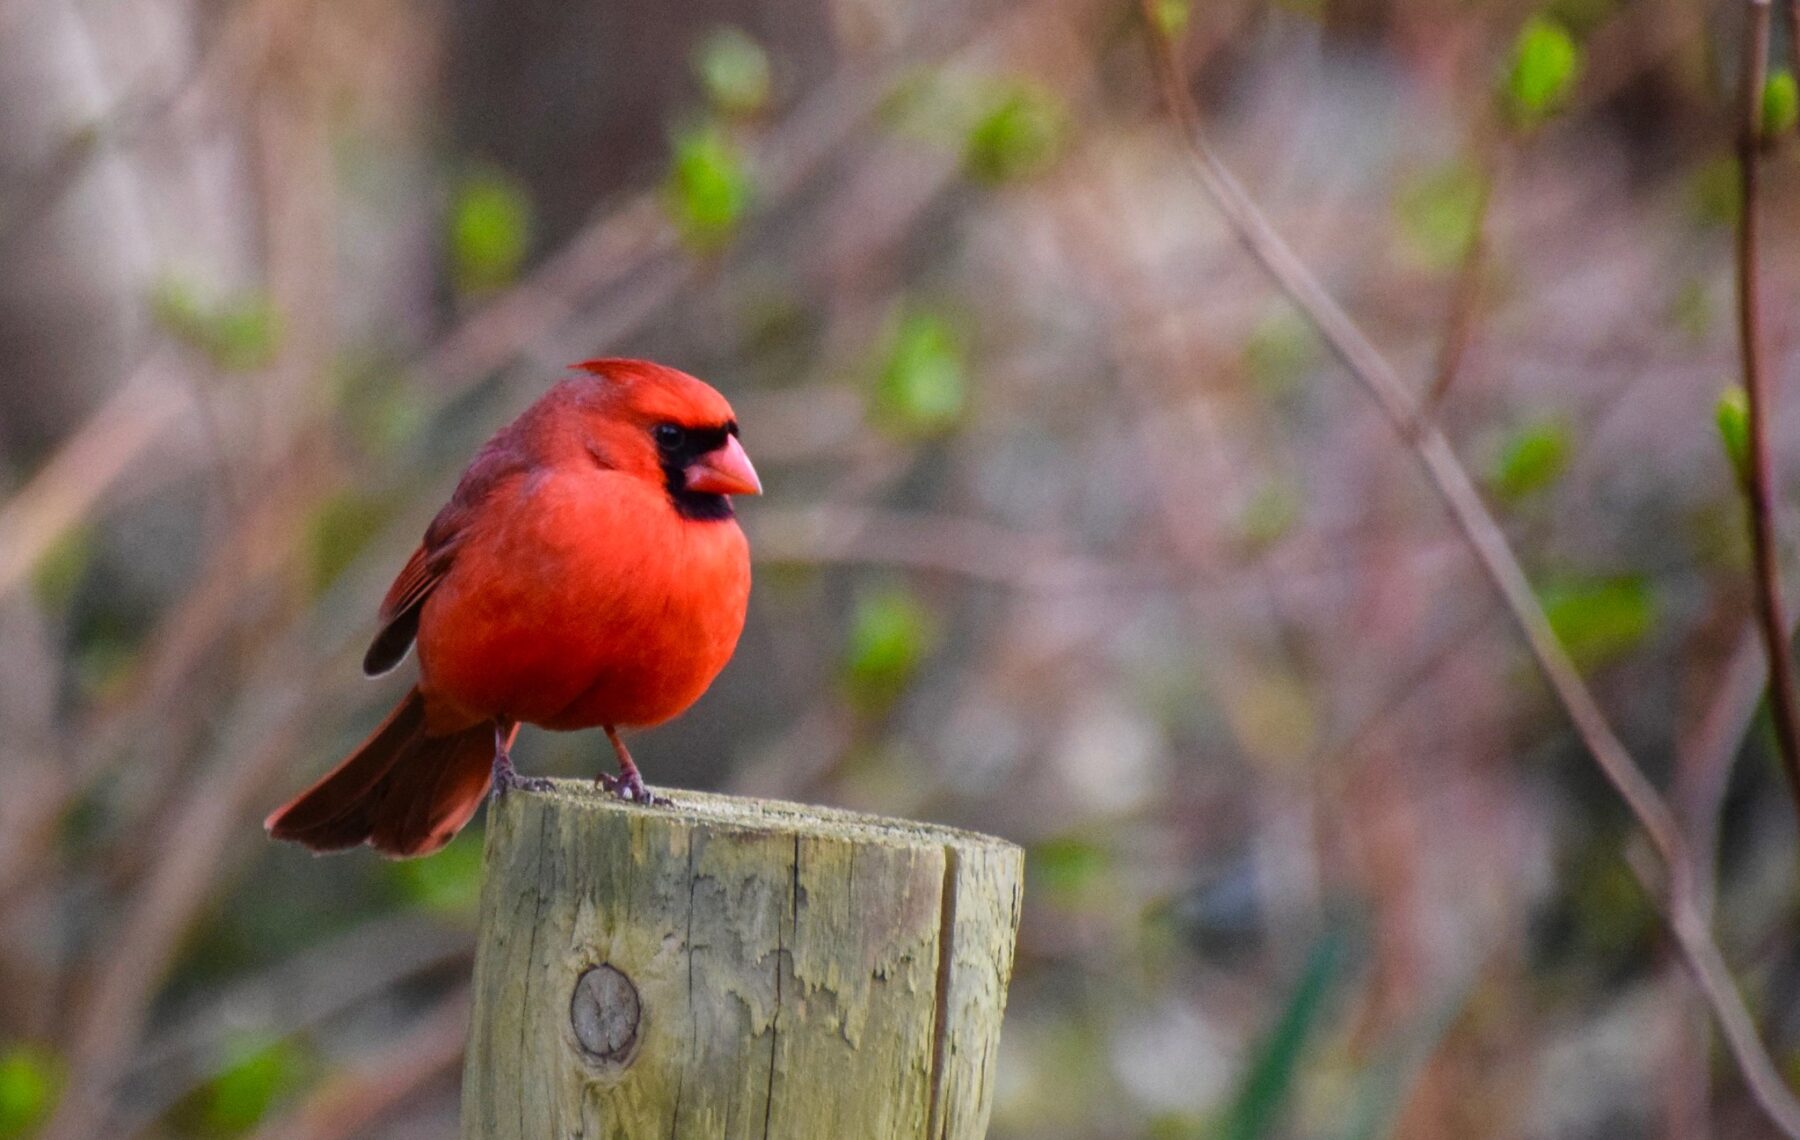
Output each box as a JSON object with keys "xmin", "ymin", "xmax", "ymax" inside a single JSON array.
[{"xmin": 272, "ymin": 360, "xmax": 757, "ymax": 857}]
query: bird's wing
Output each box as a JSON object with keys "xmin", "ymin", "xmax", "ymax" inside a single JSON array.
[
  {"xmin": 362, "ymin": 431, "xmax": 529, "ymax": 676},
  {"xmin": 375, "ymin": 543, "xmax": 440, "ymax": 624}
]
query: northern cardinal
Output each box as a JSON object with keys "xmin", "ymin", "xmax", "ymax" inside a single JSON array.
[{"xmin": 266, "ymin": 359, "xmax": 761, "ymax": 857}]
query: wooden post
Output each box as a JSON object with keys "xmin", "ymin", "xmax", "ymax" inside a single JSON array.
[{"xmin": 462, "ymin": 781, "xmax": 1024, "ymax": 1139}]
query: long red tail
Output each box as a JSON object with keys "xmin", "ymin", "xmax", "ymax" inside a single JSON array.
[{"xmin": 265, "ymin": 688, "xmax": 507, "ymax": 858}]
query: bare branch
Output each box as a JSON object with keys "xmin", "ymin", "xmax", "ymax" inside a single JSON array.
[
  {"xmin": 0, "ymin": 358, "xmax": 189, "ymax": 599},
  {"xmin": 1787, "ymin": 2, "xmax": 1800, "ymax": 140},
  {"xmin": 1137, "ymin": 6, "xmax": 1800, "ymax": 1134},
  {"xmin": 38, "ymin": 691, "xmax": 316, "ymax": 1140},
  {"xmin": 1418, "ymin": 147, "xmax": 1496, "ymax": 422},
  {"xmin": 246, "ymin": 993, "xmax": 469, "ymax": 1140},
  {"xmin": 748, "ymin": 505, "xmax": 1122, "ymax": 590},
  {"xmin": 1731, "ymin": 0, "xmax": 1800, "ymax": 833},
  {"xmin": 0, "ymin": 0, "xmax": 286, "ymax": 254}
]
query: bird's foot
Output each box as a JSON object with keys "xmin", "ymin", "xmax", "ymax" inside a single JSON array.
[
  {"xmin": 597, "ymin": 769, "xmax": 670, "ymax": 806},
  {"xmin": 492, "ymin": 752, "xmax": 553, "ymax": 796}
]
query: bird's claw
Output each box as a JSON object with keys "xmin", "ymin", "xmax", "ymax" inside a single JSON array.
[
  {"xmin": 492, "ymin": 754, "xmax": 553, "ymax": 796},
  {"xmin": 597, "ymin": 771, "xmax": 670, "ymax": 806}
]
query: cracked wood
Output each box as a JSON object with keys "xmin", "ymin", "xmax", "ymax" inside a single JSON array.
[{"xmin": 461, "ymin": 782, "xmax": 1023, "ymax": 1139}]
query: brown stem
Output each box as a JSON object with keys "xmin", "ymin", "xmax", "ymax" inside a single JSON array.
[
  {"xmin": 246, "ymin": 993, "xmax": 470, "ymax": 1140},
  {"xmin": 1136, "ymin": 5, "xmax": 1800, "ymax": 1135},
  {"xmin": 1787, "ymin": 1, "xmax": 1800, "ymax": 137},
  {"xmin": 1418, "ymin": 136, "xmax": 1499, "ymax": 425},
  {"xmin": 1734, "ymin": 0, "xmax": 1800, "ymax": 829}
]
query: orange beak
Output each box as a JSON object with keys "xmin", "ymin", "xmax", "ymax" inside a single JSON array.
[{"xmin": 683, "ymin": 435, "xmax": 762, "ymax": 497}]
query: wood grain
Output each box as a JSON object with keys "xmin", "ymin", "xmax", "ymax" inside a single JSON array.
[{"xmin": 462, "ymin": 782, "xmax": 1023, "ymax": 1139}]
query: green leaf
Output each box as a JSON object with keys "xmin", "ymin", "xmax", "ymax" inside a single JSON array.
[
  {"xmin": 1763, "ymin": 70, "xmax": 1799, "ymax": 140},
  {"xmin": 964, "ymin": 83, "xmax": 1065, "ymax": 183},
  {"xmin": 390, "ymin": 829, "xmax": 484, "ymax": 915},
  {"xmin": 1242, "ymin": 308, "xmax": 1319, "ymax": 397},
  {"xmin": 339, "ymin": 368, "xmax": 427, "ymax": 453},
  {"xmin": 1030, "ymin": 836, "xmax": 1110, "ymax": 897},
  {"xmin": 1538, "ymin": 576, "xmax": 1656, "ymax": 668},
  {"xmin": 694, "ymin": 26, "xmax": 771, "ymax": 117},
  {"xmin": 0, "ymin": 1045, "xmax": 61, "ymax": 1139},
  {"xmin": 1717, "ymin": 387, "xmax": 1750, "ymax": 482},
  {"xmin": 73, "ymin": 633, "xmax": 139, "ymax": 702},
  {"xmin": 884, "ymin": 70, "xmax": 1065, "ymax": 183},
  {"xmin": 1146, "ymin": 1113, "xmax": 1207, "ymax": 1140},
  {"xmin": 1394, "ymin": 161, "xmax": 1487, "ymax": 269},
  {"xmin": 1489, "ymin": 419, "xmax": 1570, "ymax": 501},
  {"xmin": 208, "ymin": 301, "xmax": 282, "ymax": 371},
  {"xmin": 1688, "ymin": 155, "xmax": 1740, "ymax": 228},
  {"xmin": 30, "ymin": 523, "xmax": 93, "ymax": 611},
  {"xmin": 1337, "ymin": 984, "xmax": 1473, "ymax": 1140},
  {"xmin": 1500, "ymin": 16, "xmax": 1581, "ymax": 129},
  {"xmin": 872, "ymin": 310, "xmax": 968, "ymax": 437},
  {"xmin": 449, "ymin": 170, "xmax": 532, "ymax": 295},
  {"xmin": 1567, "ymin": 846, "xmax": 1657, "ymax": 960},
  {"xmin": 150, "ymin": 278, "xmax": 283, "ymax": 371},
  {"xmin": 1148, "ymin": 0, "xmax": 1190, "ymax": 38},
  {"xmin": 664, "ymin": 124, "xmax": 754, "ymax": 250},
  {"xmin": 305, "ymin": 491, "xmax": 391, "ymax": 595},
  {"xmin": 1222, "ymin": 931, "xmax": 1345, "ymax": 1140},
  {"xmin": 843, "ymin": 584, "xmax": 938, "ymax": 710},
  {"xmin": 1668, "ymin": 277, "xmax": 1712, "ymax": 340},
  {"xmin": 201, "ymin": 1035, "xmax": 305, "ymax": 1133}
]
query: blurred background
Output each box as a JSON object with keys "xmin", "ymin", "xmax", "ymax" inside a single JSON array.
[{"xmin": 3, "ymin": 0, "xmax": 1800, "ymax": 1136}]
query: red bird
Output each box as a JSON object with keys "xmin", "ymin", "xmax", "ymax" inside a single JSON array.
[{"xmin": 266, "ymin": 359, "xmax": 760, "ymax": 857}]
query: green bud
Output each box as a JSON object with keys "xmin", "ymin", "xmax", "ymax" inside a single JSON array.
[
  {"xmin": 1717, "ymin": 386, "xmax": 1750, "ymax": 481},
  {"xmin": 1501, "ymin": 16, "xmax": 1581, "ymax": 130},
  {"xmin": 1762, "ymin": 70, "xmax": 1798, "ymax": 140}
]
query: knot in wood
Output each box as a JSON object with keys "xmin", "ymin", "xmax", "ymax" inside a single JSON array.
[{"xmin": 569, "ymin": 964, "xmax": 640, "ymax": 1066}]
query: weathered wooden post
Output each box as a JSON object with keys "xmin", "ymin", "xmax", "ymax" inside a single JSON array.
[{"xmin": 462, "ymin": 782, "xmax": 1024, "ymax": 1139}]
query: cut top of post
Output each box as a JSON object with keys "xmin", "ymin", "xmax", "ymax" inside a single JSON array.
[{"xmin": 523, "ymin": 782, "xmax": 1021, "ymax": 854}]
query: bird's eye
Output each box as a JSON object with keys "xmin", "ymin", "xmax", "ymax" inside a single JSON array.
[{"xmin": 653, "ymin": 423, "xmax": 685, "ymax": 450}]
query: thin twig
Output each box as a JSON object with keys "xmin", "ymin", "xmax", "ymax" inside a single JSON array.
[
  {"xmin": 1734, "ymin": 0, "xmax": 1800, "ymax": 829},
  {"xmin": 1138, "ymin": 4, "xmax": 1678, "ymax": 855},
  {"xmin": 1314, "ymin": 607, "xmax": 1499, "ymax": 773},
  {"xmin": 1676, "ymin": 624, "xmax": 1768, "ymax": 915},
  {"xmin": 0, "ymin": 358, "xmax": 189, "ymax": 598},
  {"xmin": 748, "ymin": 506, "xmax": 1124, "ymax": 589},
  {"xmin": 110, "ymin": 916, "xmax": 471, "ymax": 1133},
  {"xmin": 0, "ymin": 0, "xmax": 284, "ymax": 254},
  {"xmin": 245, "ymin": 992, "xmax": 470, "ymax": 1140},
  {"xmin": 1787, "ymin": 1, "xmax": 1800, "ymax": 139},
  {"xmin": 1658, "ymin": 621, "xmax": 1773, "ymax": 1140},
  {"xmin": 38, "ymin": 690, "xmax": 316, "ymax": 1140},
  {"xmin": 1137, "ymin": 7, "xmax": 1800, "ymax": 1135},
  {"xmin": 1417, "ymin": 147, "xmax": 1496, "ymax": 422}
]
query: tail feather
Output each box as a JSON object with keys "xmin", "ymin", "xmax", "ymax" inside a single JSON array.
[
  {"xmin": 369, "ymin": 724, "xmax": 508, "ymax": 857},
  {"xmin": 266, "ymin": 688, "xmax": 505, "ymax": 858}
]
